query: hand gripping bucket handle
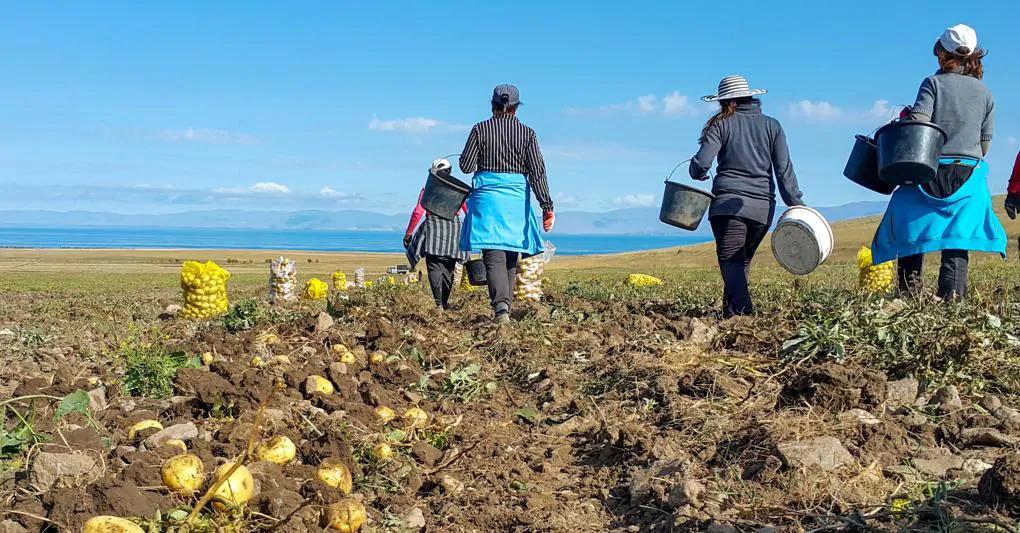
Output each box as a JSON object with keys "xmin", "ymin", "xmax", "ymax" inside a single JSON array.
[{"xmin": 659, "ymin": 159, "xmax": 715, "ymax": 231}]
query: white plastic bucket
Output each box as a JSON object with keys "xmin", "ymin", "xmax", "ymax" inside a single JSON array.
[{"xmin": 771, "ymin": 206, "xmax": 834, "ymax": 275}]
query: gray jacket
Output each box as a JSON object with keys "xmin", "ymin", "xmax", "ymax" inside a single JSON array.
[
  {"xmin": 690, "ymin": 101, "xmax": 804, "ymax": 224},
  {"xmin": 911, "ymin": 68, "xmax": 994, "ymax": 160}
]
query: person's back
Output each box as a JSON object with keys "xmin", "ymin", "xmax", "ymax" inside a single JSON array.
[
  {"xmin": 712, "ymin": 105, "xmax": 784, "ymax": 200},
  {"xmin": 913, "ymin": 71, "xmax": 993, "ymax": 159}
]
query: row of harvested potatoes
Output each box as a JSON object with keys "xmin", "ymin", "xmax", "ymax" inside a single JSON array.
[{"xmin": 85, "ymin": 344, "xmax": 433, "ymax": 532}]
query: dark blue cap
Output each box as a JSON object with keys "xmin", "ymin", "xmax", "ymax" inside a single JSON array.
[{"xmin": 492, "ymin": 84, "xmax": 521, "ymax": 107}]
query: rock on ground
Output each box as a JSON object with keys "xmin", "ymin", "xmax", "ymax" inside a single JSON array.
[
  {"xmin": 314, "ymin": 312, "xmax": 334, "ymax": 334},
  {"xmin": 911, "ymin": 448, "xmax": 963, "ymax": 477},
  {"xmin": 30, "ymin": 451, "xmax": 103, "ymax": 491},
  {"xmin": 979, "ymin": 454, "xmax": 1020, "ymax": 505},
  {"xmin": 776, "ymin": 437, "xmax": 853, "ymax": 472},
  {"xmin": 885, "ymin": 377, "xmax": 919, "ymax": 406}
]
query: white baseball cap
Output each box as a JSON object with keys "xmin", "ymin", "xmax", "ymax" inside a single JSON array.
[{"xmin": 939, "ymin": 24, "xmax": 978, "ymax": 56}]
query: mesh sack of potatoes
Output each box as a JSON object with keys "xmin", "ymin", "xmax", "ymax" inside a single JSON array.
[
  {"xmin": 180, "ymin": 260, "xmax": 230, "ymax": 319},
  {"xmin": 268, "ymin": 256, "xmax": 298, "ymax": 303},
  {"xmin": 304, "ymin": 278, "xmax": 329, "ymax": 300},
  {"xmin": 455, "ymin": 263, "xmax": 478, "ymax": 293},
  {"xmin": 331, "ymin": 270, "xmax": 348, "ymax": 291},
  {"xmin": 514, "ymin": 241, "xmax": 556, "ymax": 301},
  {"xmin": 354, "ymin": 268, "xmax": 366, "ymax": 288},
  {"xmin": 514, "ymin": 256, "xmax": 546, "ymax": 301},
  {"xmin": 857, "ymin": 246, "xmax": 894, "ymax": 293},
  {"xmin": 626, "ymin": 273, "xmax": 664, "ymax": 287}
]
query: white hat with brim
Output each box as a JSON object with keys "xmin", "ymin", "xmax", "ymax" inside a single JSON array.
[{"xmin": 701, "ymin": 75, "xmax": 768, "ymax": 102}]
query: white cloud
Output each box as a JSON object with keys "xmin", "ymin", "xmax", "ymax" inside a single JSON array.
[
  {"xmin": 554, "ymin": 192, "xmax": 581, "ymax": 209},
  {"xmin": 318, "ymin": 186, "xmax": 355, "ymax": 199},
  {"xmin": 613, "ymin": 193, "xmax": 657, "ymax": 208},
  {"xmin": 158, "ymin": 128, "xmax": 259, "ymax": 144},
  {"xmin": 214, "ymin": 182, "xmax": 291, "ymax": 195},
  {"xmin": 662, "ymin": 91, "xmax": 691, "ymax": 115},
  {"xmin": 788, "ymin": 100, "xmax": 844, "ymax": 122},
  {"xmin": 367, "ymin": 116, "xmax": 467, "ymax": 133},
  {"xmin": 250, "ymin": 182, "xmax": 290, "ymax": 194},
  {"xmin": 787, "ymin": 99, "xmax": 896, "ymax": 124},
  {"xmin": 565, "ymin": 92, "xmax": 700, "ymax": 118},
  {"xmin": 1008, "ymin": 136, "xmax": 1018, "ymax": 147},
  {"xmin": 636, "ymin": 94, "xmax": 658, "ymax": 114}
]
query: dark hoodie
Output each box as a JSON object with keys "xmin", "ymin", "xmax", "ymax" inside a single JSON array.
[{"xmin": 690, "ymin": 100, "xmax": 804, "ymax": 224}]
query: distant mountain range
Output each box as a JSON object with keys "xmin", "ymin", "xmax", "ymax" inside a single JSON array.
[{"xmin": 0, "ymin": 201, "xmax": 889, "ymax": 236}]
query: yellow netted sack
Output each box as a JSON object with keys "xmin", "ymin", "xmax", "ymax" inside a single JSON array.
[
  {"xmin": 180, "ymin": 261, "xmax": 230, "ymax": 319},
  {"xmin": 304, "ymin": 278, "xmax": 329, "ymax": 300},
  {"xmin": 331, "ymin": 271, "xmax": 348, "ymax": 291},
  {"xmin": 857, "ymin": 247, "xmax": 894, "ymax": 293},
  {"xmin": 456, "ymin": 264, "xmax": 478, "ymax": 293},
  {"xmin": 626, "ymin": 273, "xmax": 664, "ymax": 288}
]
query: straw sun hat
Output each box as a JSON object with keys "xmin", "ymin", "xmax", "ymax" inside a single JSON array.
[{"xmin": 701, "ymin": 75, "xmax": 767, "ymax": 102}]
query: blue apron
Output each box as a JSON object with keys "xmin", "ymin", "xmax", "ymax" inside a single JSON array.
[
  {"xmin": 460, "ymin": 171, "xmax": 545, "ymax": 256},
  {"xmin": 871, "ymin": 158, "xmax": 1007, "ymax": 264}
]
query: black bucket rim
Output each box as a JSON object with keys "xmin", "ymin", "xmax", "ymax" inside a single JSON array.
[
  {"xmin": 853, "ymin": 134, "xmax": 876, "ymax": 146},
  {"xmin": 429, "ymin": 168, "xmax": 472, "ymax": 193},
  {"xmin": 875, "ymin": 120, "xmax": 948, "ymax": 143},
  {"xmin": 663, "ymin": 180, "xmax": 716, "ymax": 200}
]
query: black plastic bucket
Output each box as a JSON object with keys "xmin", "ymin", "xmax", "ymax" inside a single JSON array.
[
  {"xmin": 659, "ymin": 172, "xmax": 714, "ymax": 231},
  {"xmin": 875, "ymin": 120, "xmax": 947, "ymax": 186},
  {"xmin": 843, "ymin": 135, "xmax": 895, "ymax": 195},
  {"xmin": 464, "ymin": 259, "xmax": 487, "ymax": 286},
  {"xmin": 422, "ymin": 168, "xmax": 472, "ymax": 220}
]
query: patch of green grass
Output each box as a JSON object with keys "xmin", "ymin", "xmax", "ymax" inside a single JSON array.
[
  {"xmin": 221, "ymin": 298, "xmax": 265, "ymax": 332},
  {"xmin": 121, "ymin": 340, "xmax": 201, "ymax": 398}
]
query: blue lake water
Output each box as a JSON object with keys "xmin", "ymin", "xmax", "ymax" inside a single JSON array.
[{"xmin": 0, "ymin": 227, "xmax": 709, "ymax": 256}]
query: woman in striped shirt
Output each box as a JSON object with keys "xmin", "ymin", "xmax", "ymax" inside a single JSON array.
[
  {"xmin": 459, "ymin": 84, "xmax": 555, "ymax": 323},
  {"xmin": 404, "ymin": 158, "xmax": 469, "ymax": 310}
]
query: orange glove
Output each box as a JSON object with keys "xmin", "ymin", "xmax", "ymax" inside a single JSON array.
[{"xmin": 543, "ymin": 211, "xmax": 555, "ymax": 232}]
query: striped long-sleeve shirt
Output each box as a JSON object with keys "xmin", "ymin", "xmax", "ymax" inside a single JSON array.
[{"xmin": 459, "ymin": 114, "xmax": 554, "ymax": 211}]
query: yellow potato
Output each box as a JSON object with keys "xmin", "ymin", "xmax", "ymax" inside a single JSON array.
[
  {"xmin": 402, "ymin": 407, "xmax": 429, "ymax": 429},
  {"xmin": 210, "ymin": 462, "xmax": 255, "ymax": 509},
  {"xmin": 373, "ymin": 406, "xmax": 396, "ymax": 425},
  {"xmin": 368, "ymin": 351, "xmax": 386, "ymax": 364},
  {"xmin": 127, "ymin": 420, "xmax": 163, "ymax": 440},
  {"xmin": 372, "ymin": 443, "xmax": 394, "ymax": 461},
  {"xmin": 161, "ymin": 453, "xmax": 205, "ymax": 495},
  {"xmin": 306, "ymin": 375, "xmax": 335, "ymax": 396},
  {"xmin": 256, "ymin": 435, "xmax": 297, "ymax": 465},
  {"xmin": 324, "ymin": 499, "xmax": 367, "ymax": 532},
  {"xmin": 165, "ymin": 439, "xmax": 188, "ymax": 454},
  {"xmin": 250, "ymin": 355, "xmax": 265, "ymax": 368},
  {"xmin": 82, "ymin": 516, "xmax": 145, "ymax": 533},
  {"xmin": 200, "ymin": 352, "xmax": 214, "ymax": 365},
  {"xmin": 316, "ymin": 458, "xmax": 354, "ymax": 495}
]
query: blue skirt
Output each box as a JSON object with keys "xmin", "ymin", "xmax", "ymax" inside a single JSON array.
[
  {"xmin": 871, "ymin": 158, "xmax": 1007, "ymax": 264},
  {"xmin": 460, "ymin": 171, "xmax": 544, "ymax": 256}
]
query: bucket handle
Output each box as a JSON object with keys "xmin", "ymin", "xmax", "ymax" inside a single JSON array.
[
  {"xmin": 866, "ymin": 103, "xmax": 913, "ymax": 137},
  {"xmin": 666, "ymin": 158, "xmax": 711, "ymax": 183}
]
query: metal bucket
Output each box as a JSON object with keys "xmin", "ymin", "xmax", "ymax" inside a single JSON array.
[
  {"xmin": 659, "ymin": 161, "xmax": 714, "ymax": 231},
  {"xmin": 422, "ymin": 167, "xmax": 472, "ymax": 220},
  {"xmin": 843, "ymin": 135, "xmax": 895, "ymax": 195},
  {"xmin": 876, "ymin": 120, "xmax": 947, "ymax": 186},
  {"xmin": 771, "ymin": 206, "xmax": 834, "ymax": 275},
  {"xmin": 464, "ymin": 258, "xmax": 488, "ymax": 286}
]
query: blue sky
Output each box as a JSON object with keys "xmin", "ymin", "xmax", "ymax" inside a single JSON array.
[{"xmin": 2, "ymin": 0, "xmax": 1018, "ymax": 216}]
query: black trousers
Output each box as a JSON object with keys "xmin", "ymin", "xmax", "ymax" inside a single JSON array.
[
  {"xmin": 482, "ymin": 249, "xmax": 519, "ymax": 316},
  {"xmin": 425, "ymin": 255, "xmax": 458, "ymax": 308},
  {"xmin": 897, "ymin": 250, "xmax": 969, "ymax": 300},
  {"xmin": 710, "ymin": 216, "xmax": 769, "ymax": 317}
]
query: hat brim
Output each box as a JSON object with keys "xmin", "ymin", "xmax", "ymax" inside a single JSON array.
[{"xmin": 701, "ymin": 88, "xmax": 767, "ymax": 102}]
